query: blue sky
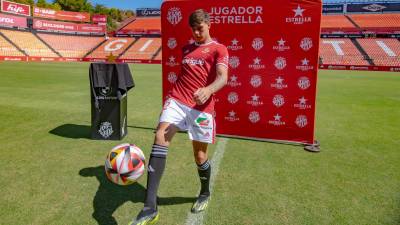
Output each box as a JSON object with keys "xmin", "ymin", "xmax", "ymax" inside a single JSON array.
[{"xmin": 89, "ymin": 0, "xmax": 163, "ymax": 10}]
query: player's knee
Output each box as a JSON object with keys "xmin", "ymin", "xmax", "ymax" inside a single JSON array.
[
  {"xmin": 155, "ymin": 128, "xmax": 170, "ymax": 146},
  {"xmin": 194, "ymin": 152, "xmax": 208, "ymax": 165}
]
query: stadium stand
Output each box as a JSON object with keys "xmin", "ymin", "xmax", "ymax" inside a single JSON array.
[
  {"xmin": 120, "ymin": 38, "xmax": 161, "ymax": 60},
  {"xmin": 118, "ymin": 17, "xmax": 161, "ymax": 34},
  {"xmin": 357, "ymin": 38, "xmax": 400, "ymax": 66},
  {"xmin": 0, "ymin": 29, "xmax": 58, "ymax": 57},
  {"xmin": 86, "ymin": 37, "xmax": 136, "ymax": 59},
  {"xmin": 319, "ymin": 38, "xmax": 369, "ymax": 65},
  {"xmin": 349, "ymin": 14, "xmax": 400, "ymax": 29},
  {"xmin": 321, "ymin": 15, "xmax": 356, "ymax": 29},
  {"xmin": 38, "ymin": 33, "xmax": 104, "ymax": 58},
  {"xmin": 0, "ymin": 33, "xmax": 25, "ymax": 56}
]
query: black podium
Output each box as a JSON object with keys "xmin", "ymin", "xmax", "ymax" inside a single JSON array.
[{"xmin": 89, "ymin": 63, "xmax": 134, "ymax": 140}]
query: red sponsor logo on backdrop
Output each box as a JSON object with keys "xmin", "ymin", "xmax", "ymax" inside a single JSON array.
[
  {"xmin": 0, "ymin": 12, "xmax": 27, "ymax": 27},
  {"xmin": 92, "ymin": 14, "xmax": 106, "ymax": 23},
  {"xmin": 33, "ymin": 6, "xmax": 90, "ymax": 22},
  {"xmin": 1, "ymin": 0, "xmax": 30, "ymax": 16}
]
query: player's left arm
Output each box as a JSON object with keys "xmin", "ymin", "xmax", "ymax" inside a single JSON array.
[{"xmin": 193, "ymin": 64, "xmax": 228, "ymax": 105}]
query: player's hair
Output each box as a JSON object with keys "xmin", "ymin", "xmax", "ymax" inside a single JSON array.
[{"xmin": 189, "ymin": 9, "xmax": 210, "ymax": 27}]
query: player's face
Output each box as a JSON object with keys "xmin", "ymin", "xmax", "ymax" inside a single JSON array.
[{"xmin": 191, "ymin": 22, "xmax": 210, "ymax": 43}]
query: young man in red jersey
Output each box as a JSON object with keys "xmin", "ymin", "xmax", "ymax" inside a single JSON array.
[{"xmin": 130, "ymin": 9, "xmax": 229, "ymax": 225}]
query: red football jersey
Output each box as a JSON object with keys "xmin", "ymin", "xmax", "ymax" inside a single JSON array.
[{"xmin": 170, "ymin": 41, "xmax": 229, "ymax": 113}]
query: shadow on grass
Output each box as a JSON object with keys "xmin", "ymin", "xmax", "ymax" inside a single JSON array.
[
  {"xmin": 49, "ymin": 124, "xmax": 91, "ymax": 139},
  {"xmin": 80, "ymin": 166, "xmax": 196, "ymax": 225}
]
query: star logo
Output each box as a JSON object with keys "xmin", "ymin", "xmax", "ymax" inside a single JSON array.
[
  {"xmin": 278, "ymin": 38, "xmax": 286, "ymax": 46},
  {"xmin": 274, "ymin": 114, "xmax": 282, "ymax": 121},
  {"xmin": 230, "ymin": 75, "xmax": 238, "ymax": 82},
  {"xmin": 293, "ymin": 5, "xmax": 305, "ymax": 17},
  {"xmin": 169, "ymin": 56, "xmax": 175, "ymax": 63},
  {"xmin": 276, "ymin": 76, "xmax": 284, "ymax": 84},
  {"xmin": 251, "ymin": 94, "xmax": 260, "ymax": 101},
  {"xmin": 229, "ymin": 111, "xmax": 236, "ymax": 117},
  {"xmin": 299, "ymin": 97, "xmax": 307, "ymax": 104},
  {"xmin": 106, "ymin": 52, "xmax": 117, "ymax": 62},
  {"xmin": 253, "ymin": 57, "xmax": 261, "ymax": 65},
  {"xmin": 231, "ymin": 38, "xmax": 239, "ymax": 46},
  {"xmin": 301, "ymin": 58, "xmax": 309, "ymax": 65}
]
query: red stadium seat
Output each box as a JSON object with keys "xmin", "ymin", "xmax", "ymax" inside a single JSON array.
[
  {"xmin": 319, "ymin": 38, "xmax": 369, "ymax": 65},
  {"xmin": 357, "ymin": 38, "xmax": 400, "ymax": 66},
  {"xmin": 38, "ymin": 33, "xmax": 104, "ymax": 58},
  {"xmin": 120, "ymin": 38, "xmax": 161, "ymax": 60}
]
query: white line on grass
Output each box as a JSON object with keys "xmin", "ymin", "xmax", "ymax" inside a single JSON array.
[{"xmin": 184, "ymin": 137, "xmax": 229, "ymax": 225}]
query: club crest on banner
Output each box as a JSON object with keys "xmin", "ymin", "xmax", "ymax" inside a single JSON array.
[
  {"xmin": 227, "ymin": 92, "xmax": 239, "ymax": 104},
  {"xmin": 167, "ymin": 7, "xmax": 182, "ymax": 25},
  {"xmin": 298, "ymin": 76, "xmax": 311, "ymax": 90},
  {"xmin": 167, "ymin": 38, "xmax": 177, "ymax": 49},
  {"xmin": 248, "ymin": 111, "xmax": 260, "ymax": 124},
  {"xmin": 272, "ymin": 94, "xmax": 285, "ymax": 107},
  {"xmin": 300, "ymin": 37, "xmax": 313, "ymax": 51},
  {"xmin": 229, "ymin": 56, "xmax": 240, "ymax": 69},
  {"xmin": 250, "ymin": 75, "xmax": 262, "ymax": 88},
  {"xmin": 296, "ymin": 115, "xmax": 308, "ymax": 128},
  {"xmin": 167, "ymin": 72, "xmax": 177, "ymax": 83},
  {"xmin": 274, "ymin": 57, "xmax": 287, "ymax": 70},
  {"xmin": 252, "ymin": 38, "xmax": 264, "ymax": 51}
]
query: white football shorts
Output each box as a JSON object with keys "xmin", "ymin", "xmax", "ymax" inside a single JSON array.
[{"xmin": 159, "ymin": 98, "xmax": 215, "ymax": 144}]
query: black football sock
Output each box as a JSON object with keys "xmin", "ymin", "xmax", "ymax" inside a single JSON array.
[
  {"xmin": 197, "ymin": 159, "xmax": 211, "ymax": 197},
  {"xmin": 144, "ymin": 144, "xmax": 168, "ymax": 210}
]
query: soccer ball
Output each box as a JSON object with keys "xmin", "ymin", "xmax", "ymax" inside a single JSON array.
[{"xmin": 105, "ymin": 143, "xmax": 146, "ymax": 185}]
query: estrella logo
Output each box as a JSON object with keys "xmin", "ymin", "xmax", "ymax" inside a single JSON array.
[{"xmin": 196, "ymin": 117, "xmax": 209, "ymax": 126}]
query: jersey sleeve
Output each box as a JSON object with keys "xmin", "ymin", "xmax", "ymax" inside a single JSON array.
[{"xmin": 215, "ymin": 45, "xmax": 229, "ymax": 68}]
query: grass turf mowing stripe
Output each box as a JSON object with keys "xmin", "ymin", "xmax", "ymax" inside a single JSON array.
[{"xmin": 184, "ymin": 138, "xmax": 228, "ymax": 225}]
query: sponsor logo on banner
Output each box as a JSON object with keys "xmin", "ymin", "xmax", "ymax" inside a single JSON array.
[
  {"xmin": 247, "ymin": 94, "xmax": 264, "ymax": 106},
  {"xmin": 252, "ymin": 38, "xmax": 264, "ymax": 51},
  {"xmin": 1, "ymin": 0, "xmax": 30, "ymax": 16},
  {"xmin": 274, "ymin": 57, "xmax": 287, "ymax": 70},
  {"xmin": 296, "ymin": 58, "xmax": 314, "ymax": 71},
  {"xmin": 227, "ymin": 74, "xmax": 242, "ymax": 87},
  {"xmin": 298, "ymin": 76, "xmax": 311, "ymax": 90},
  {"xmin": 294, "ymin": 96, "xmax": 312, "ymax": 109},
  {"xmin": 0, "ymin": 12, "xmax": 27, "ymax": 27},
  {"xmin": 268, "ymin": 114, "xmax": 286, "ymax": 126},
  {"xmin": 295, "ymin": 115, "xmax": 308, "ymax": 128},
  {"xmin": 166, "ymin": 56, "xmax": 179, "ymax": 67},
  {"xmin": 167, "ymin": 7, "xmax": 182, "ymax": 25},
  {"xmin": 229, "ymin": 56, "xmax": 240, "ymax": 69},
  {"xmin": 286, "ymin": 5, "xmax": 312, "ymax": 25},
  {"xmin": 273, "ymin": 38, "xmax": 290, "ymax": 52},
  {"xmin": 167, "ymin": 38, "xmax": 177, "ymax": 49},
  {"xmin": 271, "ymin": 76, "xmax": 288, "ymax": 90},
  {"xmin": 183, "ymin": 57, "xmax": 204, "ymax": 66},
  {"xmin": 250, "ymin": 75, "xmax": 262, "ymax": 88},
  {"xmin": 248, "ymin": 111, "xmax": 260, "ymax": 123},
  {"xmin": 362, "ymin": 4, "xmax": 386, "ymax": 12},
  {"xmin": 249, "ymin": 57, "xmax": 265, "ymax": 70},
  {"xmin": 272, "ymin": 94, "xmax": 285, "ymax": 107},
  {"xmin": 227, "ymin": 38, "xmax": 243, "ymax": 51},
  {"xmin": 225, "ymin": 110, "xmax": 239, "ymax": 122},
  {"xmin": 210, "ymin": 6, "xmax": 263, "ymax": 24},
  {"xmin": 228, "ymin": 92, "xmax": 239, "ymax": 104},
  {"xmin": 167, "ymin": 72, "xmax": 177, "ymax": 83},
  {"xmin": 99, "ymin": 122, "xmax": 113, "ymax": 138},
  {"xmin": 300, "ymin": 37, "xmax": 313, "ymax": 51}
]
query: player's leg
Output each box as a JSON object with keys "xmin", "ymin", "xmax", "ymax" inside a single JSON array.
[
  {"xmin": 129, "ymin": 122, "xmax": 179, "ymax": 225},
  {"xmin": 186, "ymin": 108, "xmax": 215, "ymax": 213}
]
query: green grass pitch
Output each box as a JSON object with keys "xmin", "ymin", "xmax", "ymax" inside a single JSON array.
[{"xmin": 0, "ymin": 62, "xmax": 399, "ymax": 225}]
